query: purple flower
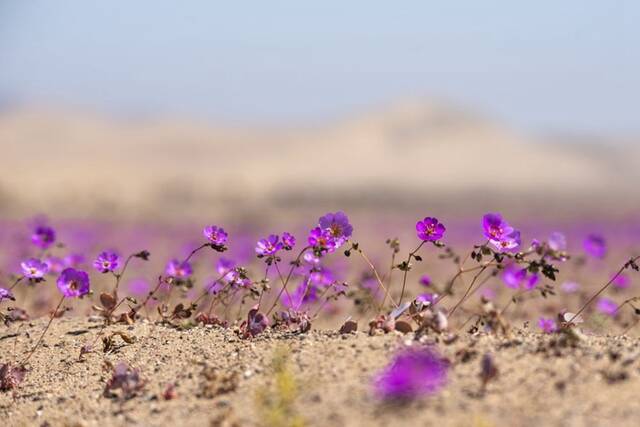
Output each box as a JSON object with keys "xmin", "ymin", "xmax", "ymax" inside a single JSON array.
[
  {"xmin": 612, "ymin": 273, "xmax": 631, "ymax": 289},
  {"xmin": 303, "ymin": 252, "xmax": 320, "ymax": 265},
  {"xmin": 44, "ymin": 256, "xmax": 65, "ymax": 274},
  {"xmin": 374, "ymin": 347, "xmax": 448, "ymax": 400},
  {"xmin": 31, "ymin": 225, "xmax": 56, "ymax": 249},
  {"xmin": 282, "ymin": 232, "xmax": 296, "ymax": 250},
  {"xmin": 538, "ymin": 317, "xmax": 557, "ymax": 333},
  {"xmin": 56, "ymin": 268, "xmax": 90, "ymax": 298},
  {"xmin": 482, "ymin": 213, "xmax": 521, "ymax": 252},
  {"xmin": 548, "ymin": 232, "xmax": 567, "ymax": 252},
  {"xmin": 93, "ymin": 251, "xmax": 120, "ymax": 273},
  {"xmin": 281, "ymin": 281, "xmax": 319, "ymax": 309},
  {"xmin": 308, "ymin": 227, "xmax": 336, "ymax": 253},
  {"xmin": 584, "ymin": 234, "xmax": 606, "ymax": 259},
  {"xmin": 203, "ymin": 225, "xmax": 228, "ymax": 246},
  {"xmin": 490, "ymin": 230, "xmax": 521, "ymax": 252},
  {"xmin": 319, "ymin": 211, "xmax": 353, "ymax": 241},
  {"xmin": 416, "ymin": 293, "xmax": 439, "ymax": 305},
  {"xmin": 482, "ymin": 213, "xmax": 514, "ymax": 242},
  {"xmin": 255, "ymin": 234, "xmax": 284, "ymax": 257},
  {"xmin": 165, "ymin": 259, "xmax": 193, "ymax": 278},
  {"xmin": 216, "ymin": 258, "xmax": 235, "ymax": 276},
  {"xmin": 64, "ymin": 253, "xmax": 85, "ymax": 268},
  {"xmin": 596, "ymin": 297, "xmax": 617, "ymax": 316},
  {"xmin": 501, "ymin": 264, "xmax": 538, "ymax": 290},
  {"xmin": 0, "ymin": 287, "xmax": 14, "ymax": 302},
  {"xmin": 416, "ymin": 217, "xmax": 446, "ymax": 241},
  {"xmin": 419, "ymin": 275, "xmax": 432, "ymax": 287},
  {"xmin": 20, "ymin": 258, "xmax": 49, "ymax": 279}
]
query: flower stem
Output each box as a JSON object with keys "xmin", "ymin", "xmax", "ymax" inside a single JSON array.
[
  {"xmin": 568, "ymin": 256, "xmax": 640, "ymax": 324},
  {"xmin": 21, "ymin": 295, "xmax": 65, "ymax": 365},
  {"xmin": 266, "ymin": 246, "xmax": 310, "ymax": 316},
  {"xmin": 398, "ymin": 241, "xmax": 425, "ymax": 305}
]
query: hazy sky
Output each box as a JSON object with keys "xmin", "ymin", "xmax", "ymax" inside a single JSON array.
[{"xmin": 1, "ymin": 1, "xmax": 638, "ymax": 134}]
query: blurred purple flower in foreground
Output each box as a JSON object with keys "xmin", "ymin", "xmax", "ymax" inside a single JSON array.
[
  {"xmin": 415, "ymin": 217, "xmax": 446, "ymax": 241},
  {"xmin": 596, "ymin": 297, "xmax": 617, "ymax": 316},
  {"xmin": 57, "ymin": 268, "xmax": 90, "ymax": 298},
  {"xmin": 374, "ymin": 347, "xmax": 448, "ymax": 401},
  {"xmin": 93, "ymin": 251, "xmax": 120, "ymax": 273},
  {"xmin": 584, "ymin": 234, "xmax": 606, "ymax": 259},
  {"xmin": 203, "ymin": 225, "xmax": 228, "ymax": 246},
  {"xmin": 165, "ymin": 259, "xmax": 193, "ymax": 279},
  {"xmin": 538, "ymin": 317, "xmax": 557, "ymax": 333},
  {"xmin": 31, "ymin": 225, "xmax": 56, "ymax": 249},
  {"xmin": 20, "ymin": 258, "xmax": 49, "ymax": 279},
  {"xmin": 255, "ymin": 234, "xmax": 284, "ymax": 257}
]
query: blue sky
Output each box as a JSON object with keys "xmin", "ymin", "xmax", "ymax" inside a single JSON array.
[{"xmin": 1, "ymin": 1, "xmax": 638, "ymax": 134}]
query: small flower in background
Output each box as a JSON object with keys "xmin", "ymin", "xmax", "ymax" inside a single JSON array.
[
  {"xmin": 57, "ymin": 268, "xmax": 90, "ymax": 298},
  {"xmin": 255, "ymin": 234, "xmax": 284, "ymax": 257},
  {"xmin": 596, "ymin": 297, "xmax": 617, "ymax": 316},
  {"xmin": 165, "ymin": 259, "xmax": 193, "ymax": 279},
  {"xmin": 31, "ymin": 225, "xmax": 56, "ymax": 249},
  {"xmin": 203, "ymin": 225, "xmax": 228, "ymax": 246},
  {"xmin": 216, "ymin": 258, "xmax": 235, "ymax": 276},
  {"xmin": 44, "ymin": 256, "xmax": 65, "ymax": 274},
  {"xmin": 548, "ymin": 232, "xmax": 567, "ymax": 252},
  {"xmin": 501, "ymin": 264, "xmax": 538, "ymax": 290},
  {"xmin": 415, "ymin": 217, "xmax": 446, "ymax": 241},
  {"xmin": 612, "ymin": 273, "xmax": 631, "ymax": 289},
  {"xmin": 0, "ymin": 287, "xmax": 14, "ymax": 302},
  {"xmin": 282, "ymin": 232, "xmax": 296, "ymax": 250},
  {"xmin": 64, "ymin": 253, "xmax": 85, "ymax": 268},
  {"xmin": 374, "ymin": 347, "xmax": 448, "ymax": 401},
  {"xmin": 20, "ymin": 258, "xmax": 49, "ymax": 279},
  {"xmin": 584, "ymin": 234, "xmax": 606, "ymax": 259},
  {"xmin": 538, "ymin": 317, "xmax": 557, "ymax": 333},
  {"xmin": 93, "ymin": 251, "xmax": 120, "ymax": 273},
  {"xmin": 560, "ymin": 281, "xmax": 580, "ymax": 294},
  {"xmin": 419, "ymin": 274, "xmax": 432, "ymax": 287}
]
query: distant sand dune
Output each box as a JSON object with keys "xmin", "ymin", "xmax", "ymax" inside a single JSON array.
[{"xmin": 1, "ymin": 102, "xmax": 638, "ymax": 218}]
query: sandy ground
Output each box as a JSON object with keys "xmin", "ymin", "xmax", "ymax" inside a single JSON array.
[{"xmin": 2, "ymin": 317, "xmax": 640, "ymax": 427}]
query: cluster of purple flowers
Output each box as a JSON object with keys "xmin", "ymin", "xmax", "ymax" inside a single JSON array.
[
  {"xmin": 308, "ymin": 212, "xmax": 353, "ymax": 254},
  {"xmin": 482, "ymin": 213, "xmax": 521, "ymax": 251}
]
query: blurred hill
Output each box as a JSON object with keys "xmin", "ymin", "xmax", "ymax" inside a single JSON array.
[{"xmin": 1, "ymin": 102, "xmax": 638, "ymax": 220}]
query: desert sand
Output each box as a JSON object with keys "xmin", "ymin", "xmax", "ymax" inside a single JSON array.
[{"xmin": 2, "ymin": 317, "xmax": 640, "ymax": 427}]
